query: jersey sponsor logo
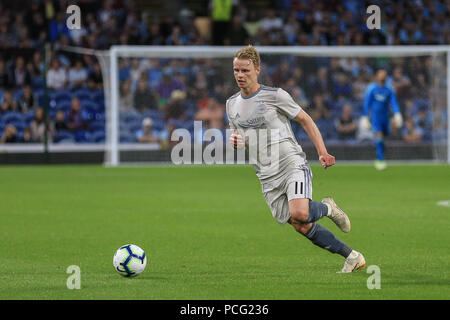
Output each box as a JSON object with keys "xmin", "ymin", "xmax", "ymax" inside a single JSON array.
[
  {"xmin": 237, "ymin": 116, "xmax": 266, "ymax": 128},
  {"xmin": 374, "ymin": 93, "xmax": 387, "ymax": 102}
]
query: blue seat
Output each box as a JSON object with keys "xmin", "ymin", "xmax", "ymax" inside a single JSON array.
[
  {"xmin": 24, "ymin": 110, "xmax": 35, "ymax": 124},
  {"xmin": 128, "ymin": 120, "xmax": 142, "ymax": 133},
  {"xmin": 142, "ymin": 109, "xmax": 162, "ymax": 120},
  {"xmin": 92, "ymin": 130, "xmax": 105, "ymax": 143},
  {"xmin": 89, "ymin": 120, "xmax": 105, "ymax": 132},
  {"xmin": 91, "ymin": 90, "xmax": 104, "ymax": 103},
  {"xmin": 32, "ymin": 76, "xmax": 45, "ymax": 89},
  {"xmin": 2, "ymin": 112, "xmax": 24, "ymax": 124},
  {"xmin": 120, "ymin": 132, "xmax": 136, "ymax": 143},
  {"xmin": 10, "ymin": 121, "xmax": 26, "ymax": 131},
  {"xmin": 121, "ymin": 110, "xmax": 142, "ymax": 123},
  {"xmin": 152, "ymin": 119, "xmax": 165, "ymax": 131},
  {"xmin": 74, "ymin": 89, "xmax": 91, "ymax": 101},
  {"xmin": 56, "ymin": 100, "xmax": 72, "ymax": 112},
  {"xmin": 54, "ymin": 90, "xmax": 72, "ymax": 104},
  {"xmin": 74, "ymin": 130, "xmax": 92, "ymax": 143},
  {"xmin": 54, "ymin": 130, "xmax": 75, "ymax": 143}
]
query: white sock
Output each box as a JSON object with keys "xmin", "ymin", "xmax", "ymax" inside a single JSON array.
[
  {"xmin": 325, "ymin": 203, "xmax": 332, "ymax": 217},
  {"xmin": 348, "ymin": 250, "xmax": 359, "ymax": 259}
]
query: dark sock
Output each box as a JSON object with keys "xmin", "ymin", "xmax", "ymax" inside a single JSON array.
[
  {"xmin": 375, "ymin": 137, "xmax": 385, "ymax": 161},
  {"xmin": 304, "ymin": 223, "xmax": 352, "ymax": 258},
  {"xmin": 306, "ymin": 201, "xmax": 329, "ymax": 223}
]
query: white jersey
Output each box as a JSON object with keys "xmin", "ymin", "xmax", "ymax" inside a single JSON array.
[{"xmin": 226, "ymin": 85, "xmax": 307, "ymax": 183}]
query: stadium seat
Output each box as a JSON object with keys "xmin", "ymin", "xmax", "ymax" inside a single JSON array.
[
  {"xmin": 74, "ymin": 89, "xmax": 91, "ymax": 101},
  {"xmin": 91, "ymin": 90, "xmax": 104, "ymax": 103},
  {"xmin": 74, "ymin": 130, "xmax": 92, "ymax": 143},
  {"xmin": 120, "ymin": 132, "xmax": 136, "ymax": 143},
  {"xmin": 2, "ymin": 112, "xmax": 24, "ymax": 124},
  {"xmin": 24, "ymin": 110, "xmax": 35, "ymax": 125},
  {"xmin": 32, "ymin": 75, "xmax": 45, "ymax": 89},
  {"xmin": 54, "ymin": 90, "xmax": 72, "ymax": 104},
  {"xmin": 128, "ymin": 120, "xmax": 142, "ymax": 133},
  {"xmin": 54, "ymin": 130, "xmax": 75, "ymax": 143},
  {"xmin": 142, "ymin": 109, "xmax": 162, "ymax": 121},
  {"xmin": 92, "ymin": 130, "xmax": 105, "ymax": 143},
  {"xmin": 89, "ymin": 120, "xmax": 105, "ymax": 132},
  {"xmin": 56, "ymin": 101, "xmax": 72, "ymax": 112}
]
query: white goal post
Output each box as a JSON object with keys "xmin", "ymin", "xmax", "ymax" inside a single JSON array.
[{"xmin": 106, "ymin": 45, "xmax": 450, "ymax": 166}]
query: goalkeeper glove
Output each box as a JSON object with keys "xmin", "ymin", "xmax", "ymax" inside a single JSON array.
[
  {"xmin": 393, "ymin": 113, "xmax": 403, "ymax": 128},
  {"xmin": 360, "ymin": 116, "xmax": 371, "ymax": 131}
]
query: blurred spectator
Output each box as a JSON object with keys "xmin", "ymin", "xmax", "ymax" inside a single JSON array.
[
  {"xmin": 1, "ymin": 124, "xmax": 18, "ymax": 143},
  {"xmin": 336, "ymin": 104, "xmax": 357, "ymax": 140},
  {"xmin": 402, "ymin": 117, "xmax": 423, "ymax": 143},
  {"xmin": 0, "ymin": 58, "xmax": 10, "ymax": 88},
  {"xmin": 17, "ymin": 85, "xmax": 35, "ymax": 113},
  {"xmin": 260, "ymin": 9, "xmax": 283, "ymax": 32},
  {"xmin": 30, "ymin": 107, "xmax": 54, "ymax": 142},
  {"xmin": 308, "ymin": 67, "xmax": 333, "ymax": 100},
  {"xmin": 388, "ymin": 66, "xmax": 411, "ymax": 99},
  {"xmin": 87, "ymin": 63, "xmax": 103, "ymax": 90},
  {"xmin": 309, "ymin": 94, "xmax": 331, "ymax": 121},
  {"xmin": 47, "ymin": 59, "xmax": 67, "ymax": 90},
  {"xmin": 165, "ymin": 90, "xmax": 187, "ymax": 121},
  {"xmin": 136, "ymin": 117, "xmax": 159, "ymax": 143},
  {"xmin": 195, "ymin": 97, "xmax": 224, "ymax": 129},
  {"xmin": 120, "ymin": 79, "xmax": 134, "ymax": 111},
  {"xmin": 157, "ymin": 73, "xmax": 184, "ymax": 100},
  {"xmin": 68, "ymin": 60, "xmax": 88, "ymax": 89},
  {"xmin": 209, "ymin": 0, "xmax": 235, "ymax": 45},
  {"xmin": 54, "ymin": 110, "xmax": 68, "ymax": 131},
  {"xmin": 414, "ymin": 106, "xmax": 432, "ymax": 132},
  {"xmin": 333, "ymin": 73, "xmax": 353, "ymax": 100},
  {"xmin": 165, "ymin": 25, "xmax": 189, "ymax": 45},
  {"xmin": 224, "ymin": 15, "xmax": 250, "ymax": 45},
  {"xmin": 9, "ymin": 56, "xmax": 31, "ymax": 88},
  {"xmin": 134, "ymin": 78, "xmax": 157, "ymax": 112},
  {"xmin": 67, "ymin": 98, "xmax": 88, "ymax": 132},
  {"xmin": 21, "ymin": 127, "xmax": 33, "ymax": 143},
  {"xmin": 1, "ymin": 90, "xmax": 19, "ymax": 113},
  {"xmin": 28, "ymin": 51, "xmax": 44, "ymax": 78}
]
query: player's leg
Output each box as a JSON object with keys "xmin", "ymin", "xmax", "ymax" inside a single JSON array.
[
  {"xmin": 372, "ymin": 118, "xmax": 387, "ymax": 170},
  {"xmin": 286, "ymin": 166, "xmax": 350, "ymax": 231},
  {"xmin": 286, "ymin": 165, "xmax": 364, "ymax": 272},
  {"xmin": 288, "ymin": 217, "xmax": 365, "ymax": 273}
]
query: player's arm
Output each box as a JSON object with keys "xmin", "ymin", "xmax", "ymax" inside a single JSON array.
[
  {"xmin": 293, "ymin": 109, "xmax": 335, "ymax": 169},
  {"xmin": 226, "ymin": 100, "xmax": 245, "ymax": 149},
  {"xmin": 390, "ymin": 88, "xmax": 403, "ymax": 128}
]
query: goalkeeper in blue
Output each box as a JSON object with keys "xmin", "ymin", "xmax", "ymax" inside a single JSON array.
[
  {"xmin": 227, "ymin": 46, "xmax": 366, "ymax": 273},
  {"xmin": 361, "ymin": 69, "xmax": 403, "ymax": 170}
]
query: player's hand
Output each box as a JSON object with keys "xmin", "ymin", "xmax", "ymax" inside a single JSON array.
[
  {"xmin": 393, "ymin": 113, "xmax": 403, "ymax": 128},
  {"xmin": 360, "ymin": 116, "xmax": 371, "ymax": 130},
  {"xmin": 319, "ymin": 153, "xmax": 335, "ymax": 169},
  {"xmin": 229, "ymin": 131, "xmax": 245, "ymax": 149}
]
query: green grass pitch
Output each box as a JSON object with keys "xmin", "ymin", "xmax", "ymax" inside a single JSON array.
[{"xmin": 0, "ymin": 164, "xmax": 449, "ymax": 300}]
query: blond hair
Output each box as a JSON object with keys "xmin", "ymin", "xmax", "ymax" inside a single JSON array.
[{"xmin": 234, "ymin": 45, "xmax": 260, "ymax": 68}]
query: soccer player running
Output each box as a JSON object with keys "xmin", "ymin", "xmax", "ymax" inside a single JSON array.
[
  {"xmin": 226, "ymin": 45, "xmax": 365, "ymax": 273},
  {"xmin": 360, "ymin": 69, "xmax": 403, "ymax": 170}
]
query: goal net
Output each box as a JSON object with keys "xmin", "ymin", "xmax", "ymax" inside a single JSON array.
[{"xmin": 98, "ymin": 46, "xmax": 449, "ymax": 166}]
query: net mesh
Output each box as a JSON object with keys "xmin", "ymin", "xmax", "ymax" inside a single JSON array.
[{"xmin": 106, "ymin": 47, "xmax": 448, "ymax": 164}]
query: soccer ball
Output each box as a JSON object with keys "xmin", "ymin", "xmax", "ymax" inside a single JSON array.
[{"xmin": 113, "ymin": 244, "xmax": 147, "ymax": 277}]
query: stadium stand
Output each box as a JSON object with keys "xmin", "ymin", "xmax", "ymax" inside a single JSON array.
[{"xmin": 0, "ymin": 0, "xmax": 448, "ymax": 145}]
